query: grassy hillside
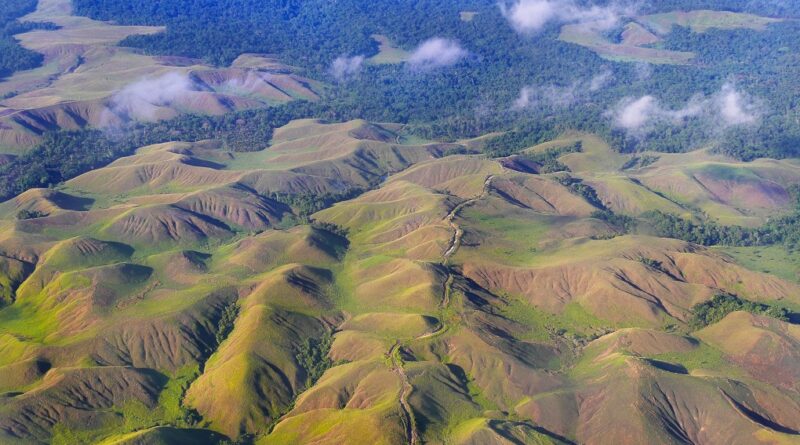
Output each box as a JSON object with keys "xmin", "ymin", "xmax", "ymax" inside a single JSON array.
[
  {"xmin": 0, "ymin": 118, "xmax": 797, "ymax": 444},
  {"xmin": 1, "ymin": 0, "xmax": 800, "ymax": 443}
]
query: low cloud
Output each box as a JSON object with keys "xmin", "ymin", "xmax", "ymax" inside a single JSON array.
[
  {"xmin": 514, "ymin": 83, "xmax": 578, "ymax": 109},
  {"xmin": 330, "ymin": 55, "xmax": 365, "ymax": 82},
  {"xmin": 615, "ymin": 96, "xmax": 658, "ymax": 130},
  {"xmin": 718, "ymin": 83, "xmax": 758, "ymax": 126},
  {"xmin": 513, "ymin": 86, "xmax": 536, "ymax": 109},
  {"xmin": 514, "ymin": 69, "xmax": 616, "ymax": 110},
  {"xmin": 612, "ymin": 83, "xmax": 762, "ymax": 132},
  {"xmin": 105, "ymin": 72, "xmax": 199, "ymax": 122},
  {"xmin": 500, "ymin": 0, "xmax": 632, "ymax": 34},
  {"xmin": 408, "ymin": 38, "xmax": 468, "ymax": 71},
  {"xmin": 589, "ymin": 69, "xmax": 614, "ymax": 92}
]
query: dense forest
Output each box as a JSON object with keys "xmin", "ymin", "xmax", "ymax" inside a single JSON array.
[
  {"xmin": 67, "ymin": 0, "xmax": 800, "ymax": 162},
  {"xmin": 688, "ymin": 294, "xmax": 791, "ymax": 329},
  {"xmin": 0, "ymin": 0, "xmax": 47, "ymax": 79},
  {"xmin": 72, "ymin": 0, "xmax": 488, "ymax": 69},
  {"xmin": 3, "ymin": 0, "xmax": 800, "ymax": 210},
  {"xmin": 642, "ymin": 210, "xmax": 800, "ymax": 248}
]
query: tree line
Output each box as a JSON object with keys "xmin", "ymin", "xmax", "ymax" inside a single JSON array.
[
  {"xmin": 0, "ymin": 101, "xmax": 323, "ymax": 201},
  {"xmin": 0, "ymin": 0, "xmax": 50, "ymax": 79},
  {"xmin": 642, "ymin": 210, "xmax": 800, "ymax": 249}
]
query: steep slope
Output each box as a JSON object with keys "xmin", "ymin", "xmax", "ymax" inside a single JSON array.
[{"xmin": 698, "ymin": 312, "xmax": 800, "ymax": 392}]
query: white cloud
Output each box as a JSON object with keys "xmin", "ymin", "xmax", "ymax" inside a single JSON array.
[
  {"xmin": 514, "ymin": 86, "xmax": 536, "ymax": 109},
  {"xmin": 408, "ymin": 38, "xmax": 468, "ymax": 71},
  {"xmin": 330, "ymin": 55, "xmax": 365, "ymax": 82},
  {"xmin": 717, "ymin": 83, "xmax": 758, "ymax": 126},
  {"xmin": 107, "ymin": 72, "xmax": 198, "ymax": 121},
  {"xmin": 615, "ymin": 95, "xmax": 659, "ymax": 130},
  {"xmin": 612, "ymin": 83, "xmax": 762, "ymax": 132},
  {"xmin": 500, "ymin": 0, "xmax": 631, "ymax": 34},
  {"xmin": 514, "ymin": 69, "xmax": 615, "ymax": 110},
  {"xmin": 513, "ymin": 83, "xmax": 578, "ymax": 109},
  {"xmin": 501, "ymin": 0, "xmax": 561, "ymax": 33}
]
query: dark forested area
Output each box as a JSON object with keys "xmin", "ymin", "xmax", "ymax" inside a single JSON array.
[
  {"xmin": 688, "ymin": 294, "xmax": 790, "ymax": 330},
  {"xmin": 641, "ymin": 210, "xmax": 800, "ymax": 249},
  {"xmin": 68, "ymin": 0, "xmax": 800, "ymax": 161},
  {"xmin": 661, "ymin": 22, "xmax": 800, "ymax": 160},
  {"xmin": 0, "ymin": 0, "xmax": 48, "ymax": 79},
  {"xmin": 1, "ymin": 0, "xmax": 799, "ymax": 204},
  {"xmin": 73, "ymin": 0, "xmax": 490, "ymax": 69}
]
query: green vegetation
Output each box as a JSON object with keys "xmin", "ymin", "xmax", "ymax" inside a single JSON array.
[
  {"xmin": 0, "ymin": 101, "xmax": 320, "ymax": 202},
  {"xmin": 621, "ymin": 155, "xmax": 659, "ymax": 170},
  {"xmin": 2, "ymin": 0, "xmax": 800, "ymax": 204},
  {"xmin": 557, "ymin": 176, "xmax": 606, "ymax": 210},
  {"xmin": 638, "ymin": 257, "xmax": 669, "ymax": 275},
  {"xmin": 61, "ymin": 0, "xmax": 800, "ymax": 163},
  {"xmin": 642, "ymin": 210, "xmax": 800, "ymax": 247},
  {"xmin": 0, "ymin": 0, "xmax": 47, "ymax": 79},
  {"xmin": 4, "ymin": 0, "xmax": 800, "ymax": 442},
  {"xmin": 520, "ymin": 142, "xmax": 582, "ymax": 172},
  {"xmin": 295, "ymin": 331, "xmax": 333, "ymax": 390},
  {"xmin": 482, "ymin": 123, "xmax": 564, "ymax": 158},
  {"xmin": 70, "ymin": 0, "xmax": 800, "ymax": 71},
  {"xmin": 2, "ymin": 117, "xmax": 800, "ymax": 443},
  {"xmin": 51, "ymin": 366, "xmax": 206, "ymax": 445},
  {"xmin": 271, "ymin": 188, "xmax": 366, "ymax": 219},
  {"xmin": 502, "ymin": 296, "xmax": 612, "ymax": 345},
  {"xmin": 459, "ymin": 208, "xmax": 554, "ymax": 265},
  {"xmin": 215, "ymin": 304, "xmax": 239, "ymax": 346},
  {"xmin": 15, "ymin": 209, "xmax": 47, "ymax": 220},
  {"xmin": 309, "ymin": 221, "xmax": 349, "ymax": 238},
  {"xmin": 717, "ymin": 245, "xmax": 800, "ymax": 282},
  {"xmin": 649, "ymin": 342, "xmax": 729, "ymax": 372},
  {"xmin": 591, "ymin": 211, "xmax": 638, "ymax": 236},
  {"xmin": 689, "ymin": 294, "xmax": 790, "ymax": 329}
]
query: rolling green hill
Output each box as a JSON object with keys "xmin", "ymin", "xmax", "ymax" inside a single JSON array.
[
  {"xmin": 0, "ymin": 118, "xmax": 798, "ymax": 444},
  {"xmin": 1, "ymin": 0, "xmax": 800, "ymax": 444}
]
